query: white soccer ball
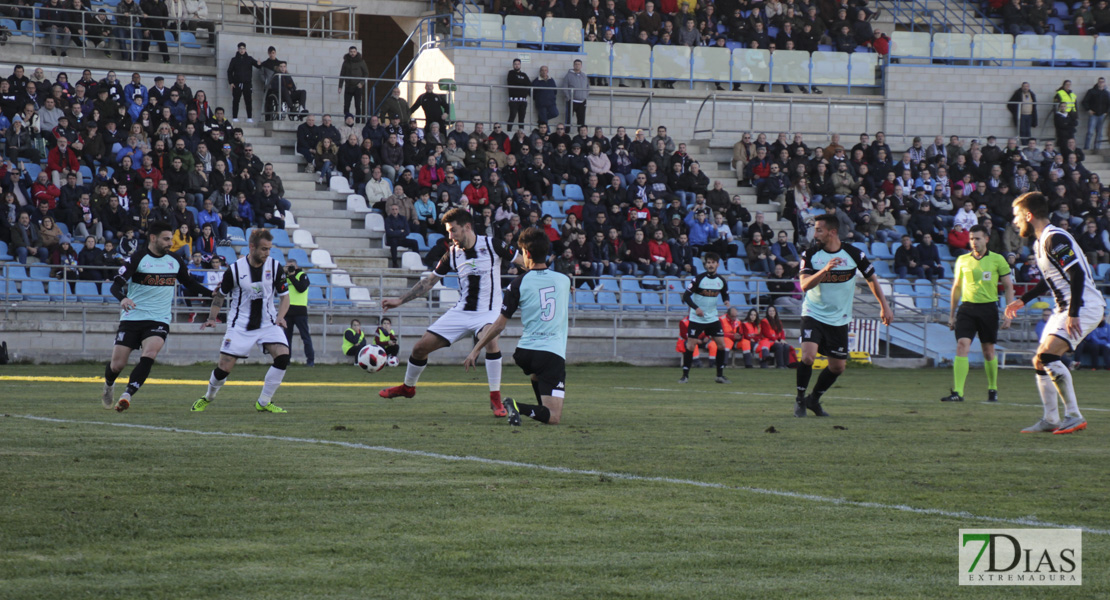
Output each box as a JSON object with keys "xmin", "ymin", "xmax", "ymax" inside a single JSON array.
[{"xmin": 357, "ymin": 345, "xmax": 389, "ymax": 373}]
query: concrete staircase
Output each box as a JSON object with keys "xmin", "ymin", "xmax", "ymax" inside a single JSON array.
[{"xmin": 685, "ymin": 139, "xmax": 797, "ymax": 237}]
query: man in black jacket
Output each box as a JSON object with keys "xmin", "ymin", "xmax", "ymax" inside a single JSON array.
[
  {"xmin": 1007, "ymin": 82, "xmax": 1038, "ymax": 144},
  {"xmin": 139, "ymin": 0, "xmax": 170, "ymax": 63},
  {"xmin": 506, "ymin": 59, "xmax": 531, "ymax": 132},
  {"xmin": 411, "ymin": 83, "xmax": 448, "ymax": 136},
  {"xmin": 1081, "ymin": 77, "xmax": 1110, "ymax": 150},
  {"xmin": 296, "ymin": 114, "xmax": 321, "ymax": 173},
  {"xmin": 338, "ymin": 46, "xmax": 369, "ymax": 119},
  {"xmin": 226, "ymin": 42, "xmax": 261, "ymax": 122}
]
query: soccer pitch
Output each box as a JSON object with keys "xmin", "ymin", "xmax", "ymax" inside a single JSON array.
[{"xmin": 1, "ymin": 363, "xmax": 1106, "ymax": 599}]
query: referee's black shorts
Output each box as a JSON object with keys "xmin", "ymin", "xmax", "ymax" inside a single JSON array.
[{"xmin": 955, "ymin": 301, "xmax": 1000, "ymax": 344}]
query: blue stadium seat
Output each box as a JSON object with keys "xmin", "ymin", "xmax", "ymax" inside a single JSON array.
[
  {"xmin": 640, "ymin": 291, "xmax": 664, "ymax": 311},
  {"xmin": 726, "ymin": 258, "xmax": 745, "ymax": 274},
  {"xmin": 269, "ymin": 248, "xmax": 285, "ymax": 263},
  {"xmin": 28, "ymin": 265, "xmax": 51, "ymax": 280},
  {"xmin": 936, "ymin": 245, "xmax": 953, "ymax": 261},
  {"xmin": 56, "ymin": 223, "xmax": 70, "ymax": 237},
  {"xmin": 541, "ymin": 200, "xmax": 565, "ymax": 218},
  {"xmin": 20, "ymin": 279, "xmax": 49, "ymax": 301},
  {"xmin": 179, "ymin": 31, "xmax": 201, "ymax": 49},
  {"xmin": 186, "ymin": 206, "xmax": 199, "ymax": 222},
  {"xmin": 442, "ymin": 275, "xmax": 458, "ymax": 288},
  {"xmin": 287, "ymin": 248, "xmax": 310, "ymax": 265},
  {"xmin": 575, "ymin": 289, "xmax": 600, "ymax": 310},
  {"xmin": 692, "ymin": 256, "xmax": 704, "ymax": 272},
  {"xmin": 0, "ymin": 19, "xmax": 17, "ymax": 35},
  {"xmin": 872, "ymin": 260, "xmax": 894, "ymax": 278},
  {"xmin": 226, "ymin": 226, "xmax": 247, "ymax": 244},
  {"xmin": 851, "ymin": 242, "xmax": 868, "ymax": 254},
  {"xmin": 217, "ymin": 247, "xmax": 237, "ymax": 264},
  {"xmin": 564, "ymin": 184, "xmax": 584, "ymax": 201},
  {"xmin": 307, "ymin": 272, "xmax": 329, "ymax": 287},
  {"xmin": 330, "ymin": 286, "xmax": 352, "ymax": 307},
  {"xmin": 1047, "ymin": 17, "xmax": 1066, "ymax": 33},
  {"xmin": 552, "ymin": 185, "xmax": 565, "ymax": 200},
  {"xmin": 79, "ymin": 165, "xmax": 93, "ymax": 182},
  {"xmin": 406, "ymin": 232, "xmax": 430, "ymax": 252},
  {"xmin": 24, "ymin": 163, "xmax": 41, "ymax": 181},
  {"xmin": 269, "ymin": 229, "xmax": 293, "ymax": 248},
  {"xmin": 75, "ymin": 281, "xmax": 103, "ymax": 302},
  {"xmin": 308, "ymin": 287, "xmax": 327, "ymax": 306},
  {"xmin": 1097, "ymin": 263, "xmax": 1110, "ymax": 281},
  {"xmin": 893, "ymin": 225, "xmax": 907, "ymax": 236},
  {"xmin": 164, "ymin": 30, "xmax": 177, "ymax": 47},
  {"xmin": 4, "ymin": 279, "xmax": 23, "ymax": 301},
  {"xmin": 1054, "ymin": 1, "xmax": 1069, "ymax": 17},
  {"xmin": 48, "ymin": 280, "xmax": 68, "ymax": 302},
  {"xmin": 870, "ymin": 241, "xmax": 894, "ymax": 260},
  {"xmin": 427, "ymin": 233, "xmax": 445, "ymax": 248},
  {"xmin": 597, "ymin": 290, "xmax": 620, "ymax": 311},
  {"xmin": 0, "ymin": 240, "xmax": 8, "ymax": 258}
]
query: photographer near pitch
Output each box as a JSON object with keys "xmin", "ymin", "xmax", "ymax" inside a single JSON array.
[{"xmin": 284, "ymin": 259, "xmax": 315, "ymax": 366}]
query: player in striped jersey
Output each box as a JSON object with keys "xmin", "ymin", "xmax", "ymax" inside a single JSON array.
[
  {"xmin": 191, "ymin": 229, "xmax": 292, "ymax": 413},
  {"xmin": 103, "ymin": 221, "xmax": 214, "ymax": 412},
  {"xmin": 1005, "ymin": 192, "xmax": 1107, "ymax": 434},
  {"xmin": 379, "ymin": 208, "xmax": 519, "ymax": 417}
]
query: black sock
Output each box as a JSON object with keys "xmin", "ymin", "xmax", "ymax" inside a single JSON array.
[
  {"xmin": 716, "ymin": 348, "xmax": 726, "ymax": 377},
  {"xmin": 213, "ymin": 367, "xmax": 229, "ymax": 382},
  {"xmin": 812, "ymin": 368, "xmax": 841, "ymax": 401},
  {"xmin": 515, "ymin": 402, "xmax": 551, "ymax": 423},
  {"xmin": 125, "ymin": 356, "xmax": 155, "ymax": 396},
  {"xmin": 796, "ymin": 363, "xmax": 813, "ymax": 399},
  {"xmin": 682, "ymin": 350, "xmax": 692, "ymax": 375},
  {"xmin": 105, "ymin": 363, "xmax": 121, "ymax": 385},
  {"xmin": 530, "ymin": 380, "xmax": 542, "ymax": 404}
]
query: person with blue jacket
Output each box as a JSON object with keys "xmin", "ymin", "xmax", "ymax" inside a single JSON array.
[
  {"xmin": 686, "ymin": 208, "xmax": 719, "ymax": 255},
  {"xmin": 384, "ymin": 202, "xmax": 419, "ymax": 269},
  {"xmin": 1076, "ymin": 321, "xmax": 1110, "ymax": 369}
]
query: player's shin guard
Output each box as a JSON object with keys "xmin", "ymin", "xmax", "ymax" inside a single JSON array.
[
  {"xmin": 716, "ymin": 347, "xmax": 726, "ymax": 377},
  {"xmin": 953, "ymin": 356, "xmax": 969, "ymax": 396},
  {"xmin": 811, "ymin": 368, "xmax": 840, "ymax": 401},
  {"xmin": 124, "ymin": 356, "xmax": 155, "ymax": 396},
  {"xmin": 1043, "ymin": 355, "xmax": 1081, "ymax": 418},
  {"xmin": 682, "ymin": 350, "xmax": 693, "ymax": 376},
  {"xmin": 485, "ymin": 352, "xmax": 502, "ymax": 394},
  {"xmin": 1034, "ymin": 369, "xmax": 1061, "ymax": 423},
  {"xmin": 796, "ymin": 362, "xmax": 813, "ymax": 398},
  {"xmin": 258, "ymin": 354, "xmax": 289, "ymax": 406},
  {"xmin": 984, "ymin": 357, "xmax": 998, "ymax": 391},
  {"xmin": 206, "ymin": 367, "xmax": 229, "ymax": 400},
  {"xmin": 404, "ymin": 356, "xmax": 427, "ymax": 387},
  {"xmin": 104, "ymin": 362, "xmax": 121, "ymax": 385}
]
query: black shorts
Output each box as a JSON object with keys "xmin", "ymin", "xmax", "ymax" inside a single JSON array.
[
  {"xmin": 687, "ymin": 320, "xmax": 724, "ymax": 339},
  {"xmin": 955, "ymin": 302, "xmax": 1000, "ymax": 344},
  {"xmin": 115, "ymin": 320, "xmax": 169, "ymax": 350},
  {"xmin": 800, "ymin": 316, "xmax": 849, "ymax": 360},
  {"xmin": 513, "ymin": 348, "xmax": 566, "ymax": 399}
]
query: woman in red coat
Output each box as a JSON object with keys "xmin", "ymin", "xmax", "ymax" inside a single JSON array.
[
  {"xmin": 734, "ymin": 307, "xmax": 763, "ymax": 368},
  {"xmin": 758, "ymin": 305, "xmax": 795, "ymax": 368}
]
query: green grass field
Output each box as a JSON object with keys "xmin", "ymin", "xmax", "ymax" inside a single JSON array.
[{"xmin": 1, "ymin": 362, "xmax": 1106, "ymax": 599}]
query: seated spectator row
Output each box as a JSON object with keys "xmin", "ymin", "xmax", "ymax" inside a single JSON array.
[
  {"xmin": 583, "ymin": 41, "xmax": 880, "ymax": 86},
  {"xmin": 892, "ymin": 30, "xmax": 1110, "ymax": 62}
]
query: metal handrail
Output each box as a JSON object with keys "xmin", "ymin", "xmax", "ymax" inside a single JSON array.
[
  {"xmin": 891, "ymin": 32, "xmax": 1110, "ymax": 66},
  {"xmin": 0, "ymin": 4, "xmax": 216, "ymax": 64},
  {"xmin": 234, "ymin": 0, "xmax": 356, "ymax": 39}
]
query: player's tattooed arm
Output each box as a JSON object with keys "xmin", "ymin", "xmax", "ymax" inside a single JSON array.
[
  {"xmin": 201, "ymin": 291, "xmax": 225, "ymax": 329},
  {"xmin": 395, "ymin": 273, "xmax": 442, "ymax": 306}
]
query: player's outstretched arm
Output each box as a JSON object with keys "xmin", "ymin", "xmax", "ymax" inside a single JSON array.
[
  {"xmin": 201, "ymin": 290, "xmax": 224, "ymax": 329},
  {"xmin": 384, "ymin": 273, "xmax": 442, "ymax": 310},
  {"xmin": 464, "ymin": 314, "xmax": 508, "ymax": 371},
  {"xmin": 865, "ymin": 274, "xmax": 893, "ymax": 325}
]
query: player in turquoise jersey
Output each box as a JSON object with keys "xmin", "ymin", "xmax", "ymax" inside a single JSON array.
[
  {"xmin": 467, "ymin": 228, "xmax": 571, "ymax": 426},
  {"xmin": 794, "ymin": 213, "xmax": 892, "ymax": 418},
  {"xmin": 103, "ymin": 221, "xmax": 214, "ymax": 412},
  {"xmin": 680, "ymin": 252, "xmax": 731, "ymax": 384}
]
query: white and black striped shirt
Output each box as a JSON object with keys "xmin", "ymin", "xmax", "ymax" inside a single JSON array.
[
  {"xmin": 434, "ymin": 235, "xmax": 513, "ymax": 312},
  {"xmin": 1032, "ymin": 225, "xmax": 1106, "ymax": 316},
  {"xmin": 221, "ymin": 256, "xmax": 289, "ymax": 331}
]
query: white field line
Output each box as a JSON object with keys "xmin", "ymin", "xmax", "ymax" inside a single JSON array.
[{"xmin": 11, "ymin": 414, "xmax": 1110, "ymax": 536}]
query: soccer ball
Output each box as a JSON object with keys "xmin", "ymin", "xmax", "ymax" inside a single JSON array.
[{"xmin": 357, "ymin": 345, "xmax": 389, "ymax": 373}]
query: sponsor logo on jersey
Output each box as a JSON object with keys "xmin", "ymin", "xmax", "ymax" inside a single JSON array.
[
  {"xmin": 139, "ymin": 274, "xmax": 178, "ymax": 286},
  {"xmin": 823, "ymin": 270, "xmax": 857, "ymax": 283}
]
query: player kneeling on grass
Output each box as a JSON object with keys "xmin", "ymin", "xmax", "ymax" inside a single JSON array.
[
  {"xmin": 191, "ymin": 228, "xmax": 293, "ymax": 413},
  {"xmin": 1005, "ymin": 192, "xmax": 1106, "ymax": 434},
  {"xmin": 465, "ymin": 228, "xmax": 571, "ymax": 426},
  {"xmin": 941, "ymin": 224, "xmax": 1015, "ymax": 403}
]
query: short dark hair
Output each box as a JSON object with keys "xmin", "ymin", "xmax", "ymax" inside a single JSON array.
[
  {"xmin": 148, "ymin": 221, "xmax": 173, "ymax": 238},
  {"xmin": 969, "ymin": 224, "xmax": 988, "ymax": 236},
  {"xmin": 1013, "ymin": 191, "xmax": 1050, "ymax": 220},
  {"xmin": 814, "ymin": 213, "xmax": 839, "ymax": 231},
  {"xmin": 517, "ymin": 227, "xmax": 550, "ymax": 260},
  {"xmin": 702, "ymin": 252, "xmax": 721, "ymax": 263},
  {"xmin": 442, "ymin": 207, "xmax": 473, "ymax": 226}
]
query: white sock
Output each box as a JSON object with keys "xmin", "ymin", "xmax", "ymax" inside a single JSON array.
[
  {"xmin": 1035, "ymin": 371, "xmax": 1061, "ymax": 423},
  {"xmin": 258, "ymin": 366, "xmax": 286, "ymax": 406},
  {"xmin": 403, "ymin": 358, "xmax": 426, "ymax": 387},
  {"xmin": 206, "ymin": 371, "xmax": 226, "ymax": 400},
  {"xmin": 485, "ymin": 355, "xmax": 503, "ymax": 393},
  {"xmin": 1045, "ymin": 361, "xmax": 1082, "ymax": 419}
]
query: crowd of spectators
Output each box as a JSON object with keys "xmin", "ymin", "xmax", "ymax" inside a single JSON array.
[
  {"xmin": 0, "ymin": 0, "xmax": 212, "ymax": 62},
  {"xmin": 993, "ymin": 0, "xmax": 1110, "ymax": 36},
  {"xmin": 0, "ymin": 63, "xmax": 292, "ymax": 275},
  {"xmin": 491, "ymin": 0, "xmax": 889, "ymax": 59}
]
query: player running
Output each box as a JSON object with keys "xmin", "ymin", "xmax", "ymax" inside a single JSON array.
[
  {"xmin": 465, "ymin": 228, "xmax": 571, "ymax": 425},
  {"xmin": 794, "ymin": 213, "xmax": 893, "ymax": 417},
  {"xmin": 379, "ymin": 208, "xmax": 517, "ymax": 417},
  {"xmin": 941, "ymin": 224, "xmax": 1015, "ymax": 403},
  {"xmin": 191, "ymin": 229, "xmax": 292, "ymax": 413},
  {"xmin": 103, "ymin": 221, "xmax": 214, "ymax": 412},
  {"xmin": 1004, "ymin": 192, "xmax": 1106, "ymax": 434},
  {"xmin": 679, "ymin": 252, "xmax": 731, "ymax": 384}
]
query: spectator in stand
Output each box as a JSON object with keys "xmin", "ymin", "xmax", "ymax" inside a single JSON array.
[
  {"xmin": 1053, "ymin": 101, "xmax": 1077, "ymax": 149},
  {"xmin": 562, "ymin": 60, "xmax": 589, "ymax": 127},
  {"xmin": 746, "ymin": 230, "xmax": 774, "ymax": 272},
  {"xmin": 1076, "ymin": 321, "xmax": 1110, "ymax": 369},
  {"xmin": 42, "ymin": 0, "xmax": 73, "ymax": 57},
  {"xmin": 47, "ymin": 137, "xmax": 82, "ymax": 188},
  {"xmin": 338, "ymin": 46, "xmax": 369, "ymax": 118},
  {"xmin": 1081, "ymin": 77, "xmax": 1109, "ymax": 150},
  {"xmin": 771, "ymin": 229, "xmax": 800, "ymax": 275},
  {"xmin": 296, "ymin": 114, "xmax": 320, "ymax": 173},
  {"xmin": 894, "ymin": 235, "xmax": 923, "ymax": 279},
  {"xmin": 947, "ymin": 222, "xmax": 971, "ymax": 257},
  {"xmin": 140, "ymin": 0, "xmax": 172, "ymax": 63},
  {"xmin": 314, "ymin": 137, "xmax": 339, "ymax": 185},
  {"xmin": 10, "ymin": 213, "xmax": 49, "ymax": 263},
  {"xmin": 384, "ymin": 202, "xmax": 418, "ymax": 269}
]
